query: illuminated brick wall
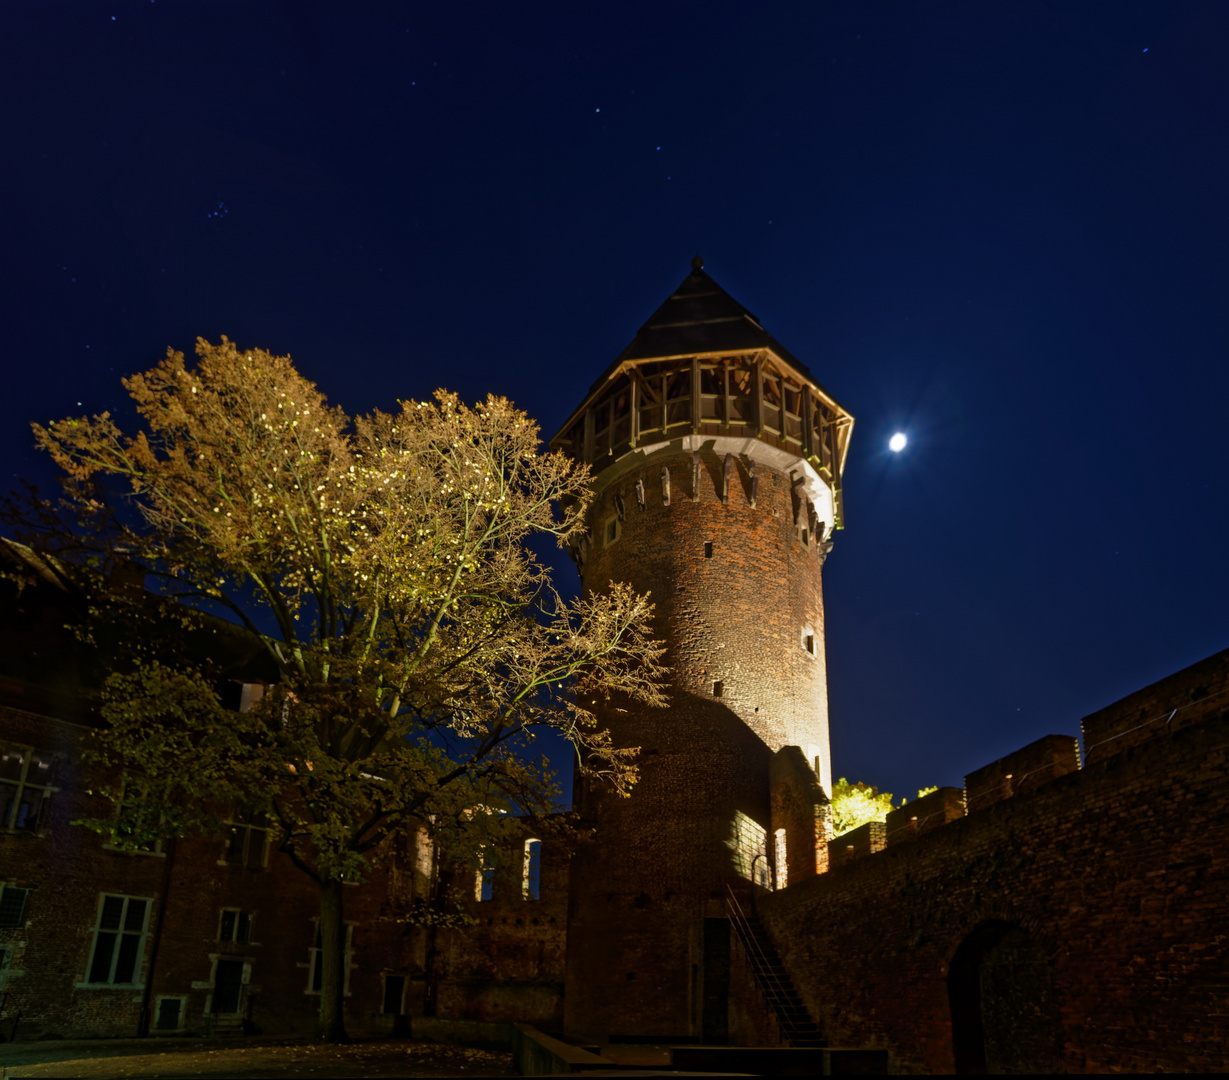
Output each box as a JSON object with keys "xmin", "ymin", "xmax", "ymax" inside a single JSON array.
[{"xmin": 754, "ymin": 650, "xmax": 1229, "ymax": 1073}]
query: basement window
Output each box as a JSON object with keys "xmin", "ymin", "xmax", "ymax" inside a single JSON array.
[{"xmin": 154, "ymin": 995, "xmax": 186, "ymax": 1031}]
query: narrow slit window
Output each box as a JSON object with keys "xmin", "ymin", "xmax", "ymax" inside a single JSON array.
[
  {"xmin": 713, "ymin": 680, "xmax": 724, "ymax": 698},
  {"xmin": 704, "ymin": 541, "xmax": 713, "ymax": 559},
  {"xmin": 774, "ymin": 828, "xmax": 788, "ymax": 889},
  {"xmin": 475, "ymin": 850, "xmax": 495, "ymax": 901},
  {"xmin": 523, "ymin": 839, "xmax": 542, "ymax": 901}
]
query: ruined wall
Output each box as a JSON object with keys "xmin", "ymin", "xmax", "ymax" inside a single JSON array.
[
  {"xmin": 756, "ymin": 652, "xmax": 1229, "ymax": 1074},
  {"xmin": 770, "ymin": 745, "xmax": 830, "ymax": 885},
  {"xmin": 432, "ymin": 829, "xmax": 569, "ymax": 1029}
]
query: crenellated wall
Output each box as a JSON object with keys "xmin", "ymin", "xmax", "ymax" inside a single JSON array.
[{"xmin": 754, "ymin": 648, "xmax": 1229, "ymax": 1073}]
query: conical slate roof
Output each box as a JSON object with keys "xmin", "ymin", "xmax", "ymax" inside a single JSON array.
[{"xmin": 586, "ymin": 257, "xmax": 816, "ymax": 396}]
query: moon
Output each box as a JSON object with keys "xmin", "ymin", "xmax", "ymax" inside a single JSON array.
[{"xmin": 889, "ymin": 432, "xmax": 907, "ymax": 453}]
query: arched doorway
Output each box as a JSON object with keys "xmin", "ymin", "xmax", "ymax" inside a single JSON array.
[{"xmin": 948, "ymin": 921, "xmax": 1061, "ymax": 1074}]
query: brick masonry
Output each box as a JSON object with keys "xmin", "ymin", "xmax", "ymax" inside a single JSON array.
[
  {"xmin": 755, "ymin": 651, "xmax": 1229, "ymax": 1073},
  {"xmin": 565, "ymin": 443, "xmax": 833, "ymax": 1040},
  {"xmin": 0, "ymin": 700, "xmax": 568, "ymax": 1040}
]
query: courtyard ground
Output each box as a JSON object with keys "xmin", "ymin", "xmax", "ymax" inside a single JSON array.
[{"xmin": 0, "ymin": 1036, "xmax": 514, "ymax": 1078}]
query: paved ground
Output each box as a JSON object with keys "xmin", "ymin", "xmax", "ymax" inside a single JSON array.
[{"xmin": 0, "ymin": 1036, "xmax": 514, "ymax": 1078}]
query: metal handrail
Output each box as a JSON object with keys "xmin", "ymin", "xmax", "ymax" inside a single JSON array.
[{"xmin": 725, "ymin": 886, "xmax": 818, "ymax": 1041}]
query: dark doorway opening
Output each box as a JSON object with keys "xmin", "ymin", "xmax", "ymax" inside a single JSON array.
[
  {"xmin": 383, "ymin": 974, "xmax": 406, "ymax": 1015},
  {"xmin": 212, "ymin": 959, "xmax": 244, "ymax": 1015},
  {"xmin": 949, "ymin": 921, "xmax": 1060, "ymax": 1074},
  {"xmin": 702, "ymin": 917, "xmax": 730, "ymax": 1043}
]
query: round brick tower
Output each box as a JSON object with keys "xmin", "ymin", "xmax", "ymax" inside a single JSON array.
[{"xmin": 551, "ymin": 259, "xmax": 853, "ymax": 1042}]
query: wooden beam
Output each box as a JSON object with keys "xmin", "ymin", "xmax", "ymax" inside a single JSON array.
[
  {"xmin": 691, "ymin": 355, "xmax": 700, "ymax": 434},
  {"xmin": 752, "ymin": 354, "xmax": 763, "ymax": 437},
  {"xmin": 629, "ymin": 373, "xmax": 639, "ymax": 447}
]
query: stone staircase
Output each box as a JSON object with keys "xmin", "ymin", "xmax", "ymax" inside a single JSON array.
[
  {"xmin": 204, "ymin": 1014, "xmax": 245, "ymax": 1037},
  {"xmin": 726, "ymin": 887, "xmax": 825, "ymax": 1048}
]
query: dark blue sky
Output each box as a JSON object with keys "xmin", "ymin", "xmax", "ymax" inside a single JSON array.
[{"xmin": 2, "ymin": 0, "xmax": 1226, "ymax": 801}]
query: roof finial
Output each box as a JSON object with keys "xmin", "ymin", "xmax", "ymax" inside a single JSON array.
[{"xmin": 691, "ymin": 254, "xmax": 704, "ymax": 271}]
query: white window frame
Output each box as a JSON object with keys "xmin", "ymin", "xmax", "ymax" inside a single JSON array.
[
  {"xmin": 198, "ymin": 954, "xmax": 251, "ymax": 1016},
  {"xmin": 153, "ymin": 994, "xmax": 188, "ymax": 1032},
  {"xmin": 82, "ymin": 893, "xmax": 152, "ymax": 987},
  {"xmin": 105, "ymin": 778, "xmax": 165, "ymax": 855},
  {"xmin": 381, "ymin": 972, "xmax": 408, "ymax": 1016},
  {"xmin": 0, "ymin": 882, "xmax": 31, "ymax": 928},
  {"xmin": 218, "ymin": 907, "xmax": 254, "ymax": 945},
  {"xmin": 0, "ymin": 743, "xmax": 56, "ymax": 832},
  {"xmin": 0, "ymin": 944, "xmax": 13, "ymax": 994},
  {"xmin": 306, "ymin": 921, "xmax": 354, "ymax": 997},
  {"xmin": 221, "ymin": 810, "xmax": 270, "ymax": 869}
]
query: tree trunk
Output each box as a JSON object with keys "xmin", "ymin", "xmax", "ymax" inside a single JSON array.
[{"xmin": 317, "ymin": 877, "xmax": 349, "ymax": 1043}]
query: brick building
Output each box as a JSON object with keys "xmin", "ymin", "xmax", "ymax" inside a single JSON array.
[
  {"xmin": 3, "ymin": 262, "xmax": 1228, "ymax": 1071},
  {"xmin": 0, "ymin": 539, "xmax": 568, "ymax": 1041}
]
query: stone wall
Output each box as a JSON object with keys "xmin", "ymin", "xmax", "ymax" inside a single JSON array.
[
  {"xmin": 755, "ymin": 650, "xmax": 1229, "ymax": 1073},
  {"xmin": 770, "ymin": 745, "xmax": 831, "ymax": 886}
]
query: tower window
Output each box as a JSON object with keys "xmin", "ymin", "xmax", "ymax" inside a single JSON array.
[
  {"xmin": 603, "ymin": 515, "xmax": 621, "ymax": 548},
  {"xmin": 802, "ymin": 626, "xmax": 817, "ymax": 656},
  {"xmin": 713, "ymin": 680, "xmax": 723, "ymax": 698},
  {"xmin": 523, "ymin": 839, "xmax": 542, "ymax": 901},
  {"xmin": 704, "ymin": 541, "xmax": 713, "ymax": 559},
  {"xmin": 476, "ymin": 862, "xmax": 495, "ymax": 902},
  {"xmin": 805, "ymin": 634, "xmax": 815, "ymax": 655}
]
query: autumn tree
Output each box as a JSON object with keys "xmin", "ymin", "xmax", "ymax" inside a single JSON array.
[
  {"xmin": 829, "ymin": 777, "xmax": 896, "ymax": 836},
  {"xmin": 17, "ymin": 338, "xmax": 666, "ymax": 1041},
  {"xmin": 829, "ymin": 779, "xmax": 939, "ymax": 836}
]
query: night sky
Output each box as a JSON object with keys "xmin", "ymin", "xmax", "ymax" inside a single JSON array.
[{"xmin": 2, "ymin": 1, "xmax": 1227, "ymax": 803}]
